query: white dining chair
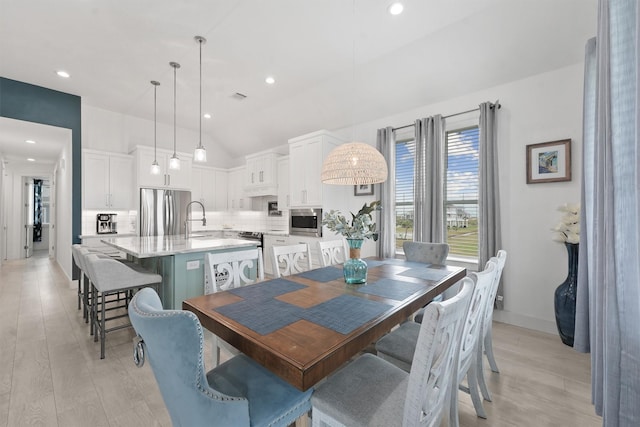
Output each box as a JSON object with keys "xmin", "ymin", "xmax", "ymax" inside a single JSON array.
[
  {"xmin": 271, "ymin": 243, "xmax": 312, "ymax": 278},
  {"xmin": 375, "ymin": 260, "xmax": 498, "ymax": 427},
  {"xmin": 311, "ymin": 277, "xmax": 474, "ymax": 427},
  {"xmin": 317, "ymin": 239, "xmax": 348, "ymax": 267},
  {"xmin": 204, "ymin": 248, "xmax": 264, "ymax": 366},
  {"xmin": 476, "ymin": 249, "xmax": 507, "ymax": 401}
]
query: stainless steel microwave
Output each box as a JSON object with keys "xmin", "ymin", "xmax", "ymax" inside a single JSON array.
[{"xmin": 290, "ymin": 208, "xmax": 322, "ymax": 237}]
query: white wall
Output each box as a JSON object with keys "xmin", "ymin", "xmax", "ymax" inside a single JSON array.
[
  {"xmin": 82, "ymin": 105, "xmax": 239, "ymax": 168},
  {"xmin": 55, "ymin": 144, "xmax": 73, "ymax": 280},
  {"xmin": 331, "ymin": 63, "xmax": 584, "ymax": 334}
]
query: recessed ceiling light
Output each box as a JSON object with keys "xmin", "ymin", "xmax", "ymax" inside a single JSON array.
[
  {"xmin": 25, "ymin": 139, "xmax": 36, "ymax": 144},
  {"xmin": 203, "ymin": 113, "xmax": 211, "ymax": 119},
  {"xmin": 388, "ymin": 2, "xmax": 404, "ymax": 15},
  {"xmin": 56, "ymin": 70, "xmax": 70, "ymax": 78},
  {"xmin": 265, "ymin": 76, "xmax": 275, "ymax": 85},
  {"xmin": 27, "ymin": 158, "xmax": 35, "ymax": 162}
]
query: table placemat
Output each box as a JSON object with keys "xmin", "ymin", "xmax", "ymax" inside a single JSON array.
[
  {"xmin": 398, "ymin": 267, "xmax": 451, "ymax": 281},
  {"xmin": 300, "ymin": 295, "xmax": 393, "ymax": 335},
  {"xmin": 214, "ymin": 299, "xmax": 305, "ymax": 335},
  {"xmin": 355, "ymin": 278, "xmax": 426, "ymax": 301},
  {"xmin": 363, "ymin": 259, "xmax": 385, "ymax": 268},
  {"xmin": 229, "ymin": 278, "xmax": 307, "ymax": 301},
  {"xmin": 297, "ymin": 266, "xmax": 343, "ymax": 283}
]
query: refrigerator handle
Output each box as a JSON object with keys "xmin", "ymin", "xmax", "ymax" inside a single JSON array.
[
  {"xmin": 164, "ymin": 191, "xmax": 173, "ymax": 235},
  {"xmin": 168, "ymin": 192, "xmax": 174, "ymax": 235}
]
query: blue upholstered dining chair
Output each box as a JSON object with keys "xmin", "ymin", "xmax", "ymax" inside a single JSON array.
[
  {"xmin": 128, "ymin": 287, "xmax": 312, "ymax": 427},
  {"xmin": 310, "ymin": 278, "xmax": 474, "ymax": 427},
  {"xmin": 402, "ymin": 241, "xmax": 449, "ymax": 265}
]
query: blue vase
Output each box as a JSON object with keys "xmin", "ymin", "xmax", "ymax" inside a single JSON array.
[
  {"xmin": 554, "ymin": 242, "xmax": 578, "ymax": 347},
  {"xmin": 344, "ymin": 239, "xmax": 367, "ymax": 284}
]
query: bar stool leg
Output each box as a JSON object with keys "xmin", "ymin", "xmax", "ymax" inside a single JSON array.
[{"xmin": 100, "ymin": 291, "xmax": 107, "ymax": 359}]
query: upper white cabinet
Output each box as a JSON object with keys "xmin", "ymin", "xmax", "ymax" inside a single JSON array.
[
  {"xmin": 83, "ymin": 150, "xmax": 133, "ymax": 210},
  {"xmin": 133, "ymin": 146, "xmax": 192, "ymax": 190},
  {"xmin": 228, "ymin": 167, "xmax": 252, "ymax": 210},
  {"xmin": 277, "ymin": 156, "xmax": 290, "ymax": 210},
  {"xmin": 244, "ymin": 151, "xmax": 280, "ymax": 196},
  {"xmin": 192, "ymin": 166, "xmax": 228, "ymax": 211},
  {"xmin": 288, "ymin": 130, "xmax": 344, "ymax": 207}
]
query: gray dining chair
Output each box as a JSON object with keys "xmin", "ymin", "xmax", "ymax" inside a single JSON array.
[
  {"xmin": 403, "ymin": 241, "xmax": 450, "ymax": 322},
  {"xmin": 310, "ymin": 277, "xmax": 474, "ymax": 427},
  {"xmin": 317, "ymin": 239, "xmax": 348, "ymax": 267},
  {"xmin": 271, "ymin": 243, "xmax": 312, "ymax": 278},
  {"xmin": 403, "ymin": 241, "xmax": 449, "ymax": 264},
  {"xmin": 128, "ymin": 287, "xmax": 312, "ymax": 427},
  {"xmin": 477, "ymin": 249, "xmax": 507, "ymax": 402},
  {"xmin": 203, "ymin": 248, "xmax": 264, "ymax": 366}
]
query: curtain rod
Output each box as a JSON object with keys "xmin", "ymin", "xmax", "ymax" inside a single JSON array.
[{"xmin": 392, "ymin": 102, "xmax": 501, "ymax": 132}]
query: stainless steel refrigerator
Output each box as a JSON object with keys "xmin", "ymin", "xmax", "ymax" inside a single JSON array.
[{"xmin": 140, "ymin": 188, "xmax": 191, "ymax": 236}]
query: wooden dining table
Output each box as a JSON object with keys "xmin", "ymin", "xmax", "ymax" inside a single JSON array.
[{"xmin": 183, "ymin": 258, "xmax": 466, "ymax": 391}]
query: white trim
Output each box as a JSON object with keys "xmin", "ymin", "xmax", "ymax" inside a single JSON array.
[{"xmin": 493, "ymin": 311, "xmax": 558, "ymax": 335}]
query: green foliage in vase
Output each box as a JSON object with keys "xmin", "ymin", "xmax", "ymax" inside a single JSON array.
[{"xmin": 322, "ymin": 201, "xmax": 381, "ymax": 241}]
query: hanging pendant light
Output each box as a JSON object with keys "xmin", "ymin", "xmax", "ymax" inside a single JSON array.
[
  {"xmin": 169, "ymin": 61, "xmax": 181, "ymax": 170},
  {"xmin": 320, "ymin": 0, "xmax": 387, "ymax": 186},
  {"xmin": 193, "ymin": 35, "xmax": 207, "ymax": 162},
  {"xmin": 150, "ymin": 80, "xmax": 161, "ymax": 175}
]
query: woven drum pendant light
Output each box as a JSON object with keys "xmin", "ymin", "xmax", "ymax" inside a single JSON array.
[
  {"xmin": 150, "ymin": 80, "xmax": 161, "ymax": 175},
  {"xmin": 193, "ymin": 35, "xmax": 207, "ymax": 162},
  {"xmin": 321, "ymin": 142, "xmax": 388, "ymax": 185},
  {"xmin": 320, "ymin": 0, "xmax": 387, "ymax": 186},
  {"xmin": 168, "ymin": 61, "xmax": 181, "ymax": 170}
]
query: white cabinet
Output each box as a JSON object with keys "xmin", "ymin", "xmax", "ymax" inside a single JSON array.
[
  {"xmin": 227, "ymin": 167, "xmax": 252, "ymax": 210},
  {"xmin": 277, "ymin": 156, "xmax": 290, "ymax": 210},
  {"xmin": 192, "ymin": 166, "xmax": 227, "ymax": 210},
  {"xmin": 83, "ymin": 150, "xmax": 133, "ymax": 209},
  {"xmin": 244, "ymin": 152, "xmax": 280, "ymax": 196},
  {"xmin": 288, "ymin": 130, "xmax": 343, "ymax": 207},
  {"xmin": 214, "ymin": 170, "xmax": 228, "ymax": 211},
  {"xmin": 133, "ymin": 146, "xmax": 192, "ymax": 190}
]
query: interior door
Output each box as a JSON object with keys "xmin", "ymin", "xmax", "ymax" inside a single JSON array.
[{"xmin": 23, "ymin": 178, "xmax": 34, "ymax": 258}]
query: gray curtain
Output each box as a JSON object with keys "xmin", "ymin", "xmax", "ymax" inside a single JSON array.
[
  {"xmin": 478, "ymin": 102, "xmax": 502, "ymax": 300},
  {"xmin": 377, "ymin": 127, "xmax": 396, "ymax": 258},
  {"xmin": 574, "ymin": 0, "xmax": 640, "ymax": 424},
  {"xmin": 413, "ymin": 115, "xmax": 445, "ymax": 243}
]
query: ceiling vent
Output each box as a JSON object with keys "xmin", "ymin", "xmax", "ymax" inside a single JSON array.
[{"xmin": 231, "ymin": 92, "xmax": 247, "ymax": 101}]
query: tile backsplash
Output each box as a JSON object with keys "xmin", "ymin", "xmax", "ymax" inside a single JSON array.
[{"xmin": 82, "ymin": 208, "xmax": 288, "ymax": 236}]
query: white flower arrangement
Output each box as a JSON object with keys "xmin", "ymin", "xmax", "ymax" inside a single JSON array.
[{"xmin": 552, "ymin": 203, "xmax": 580, "ymax": 244}]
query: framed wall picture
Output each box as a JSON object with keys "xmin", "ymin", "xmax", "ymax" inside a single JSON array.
[
  {"xmin": 354, "ymin": 184, "xmax": 374, "ymax": 196},
  {"xmin": 526, "ymin": 139, "xmax": 571, "ymax": 184}
]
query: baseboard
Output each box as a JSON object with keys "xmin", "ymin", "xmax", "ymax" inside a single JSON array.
[{"xmin": 493, "ymin": 310, "xmax": 558, "ymax": 335}]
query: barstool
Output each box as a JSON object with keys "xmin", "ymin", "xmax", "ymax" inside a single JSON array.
[
  {"xmin": 83, "ymin": 253, "xmax": 162, "ymax": 359},
  {"xmin": 72, "ymin": 245, "xmax": 115, "ymax": 323}
]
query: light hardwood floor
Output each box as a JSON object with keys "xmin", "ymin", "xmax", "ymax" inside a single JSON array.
[{"xmin": 0, "ymin": 252, "xmax": 601, "ymax": 427}]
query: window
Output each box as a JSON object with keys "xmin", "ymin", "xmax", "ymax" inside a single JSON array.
[
  {"xmin": 445, "ymin": 127, "xmax": 479, "ymax": 258},
  {"xmin": 395, "ymin": 130, "xmax": 415, "ymax": 251},
  {"xmin": 393, "ymin": 125, "xmax": 480, "ymax": 259}
]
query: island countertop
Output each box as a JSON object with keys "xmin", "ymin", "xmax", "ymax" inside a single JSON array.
[{"xmin": 100, "ymin": 235, "xmax": 256, "ymax": 258}]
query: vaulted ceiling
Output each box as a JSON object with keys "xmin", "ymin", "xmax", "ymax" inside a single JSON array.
[{"xmin": 0, "ymin": 0, "xmax": 597, "ymax": 163}]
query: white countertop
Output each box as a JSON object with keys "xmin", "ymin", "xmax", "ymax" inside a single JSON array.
[{"xmin": 99, "ymin": 235, "xmax": 257, "ymax": 258}]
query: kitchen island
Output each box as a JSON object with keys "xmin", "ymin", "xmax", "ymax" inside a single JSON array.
[{"xmin": 100, "ymin": 235, "xmax": 257, "ymax": 309}]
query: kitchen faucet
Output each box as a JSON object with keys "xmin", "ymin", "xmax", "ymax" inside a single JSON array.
[{"xmin": 185, "ymin": 201, "xmax": 207, "ymax": 238}]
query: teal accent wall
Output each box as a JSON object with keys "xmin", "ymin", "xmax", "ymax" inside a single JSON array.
[{"xmin": 0, "ymin": 77, "xmax": 82, "ymax": 253}]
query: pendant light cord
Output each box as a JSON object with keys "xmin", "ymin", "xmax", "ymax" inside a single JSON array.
[
  {"xmin": 154, "ymin": 83, "xmax": 157, "ymax": 160},
  {"xmin": 173, "ymin": 64, "xmax": 177, "ymax": 156},
  {"xmin": 199, "ymin": 39, "xmax": 202, "ymax": 144}
]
